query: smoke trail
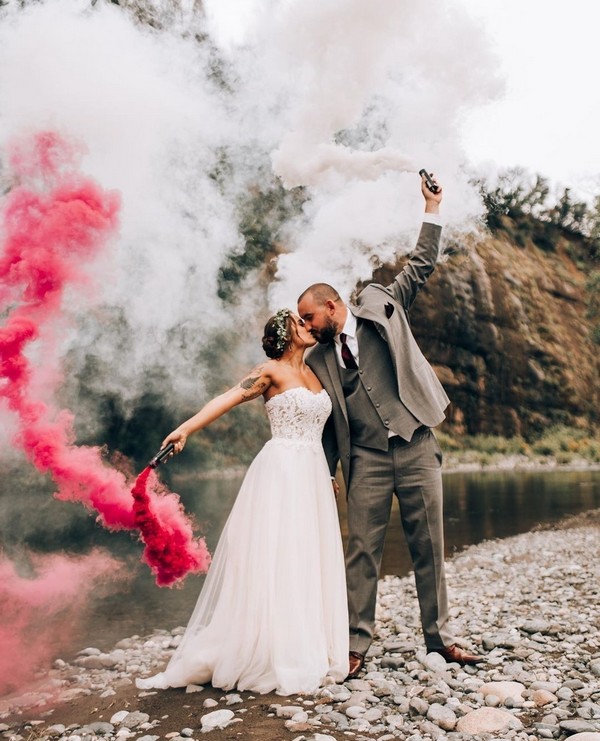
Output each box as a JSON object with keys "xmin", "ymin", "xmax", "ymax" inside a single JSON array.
[
  {"xmin": 272, "ymin": 140, "xmax": 418, "ymax": 189},
  {"xmin": 0, "ymin": 130, "xmax": 210, "ymax": 586},
  {"xmin": 0, "ymin": 549, "xmax": 122, "ymax": 696}
]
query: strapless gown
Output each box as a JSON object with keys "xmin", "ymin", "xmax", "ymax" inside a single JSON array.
[{"xmin": 136, "ymin": 387, "xmax": 349, "ymax": 695}]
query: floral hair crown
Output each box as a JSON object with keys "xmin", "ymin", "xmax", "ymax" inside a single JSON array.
[{"xmin": 273, "ymin": 308, "xmax": 291, "ymax": 353}]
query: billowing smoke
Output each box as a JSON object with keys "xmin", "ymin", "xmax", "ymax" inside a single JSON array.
[
  {"xmin": 0, "ymin": 0, "xmax": 503, "ymax": 692},
  {"xmin": 0, "ymin": 0, "xmax": 502, "ymax": 398},
  {"xmin": 205, "ymin": 0, "xmax": 503, "ymax": 302}
]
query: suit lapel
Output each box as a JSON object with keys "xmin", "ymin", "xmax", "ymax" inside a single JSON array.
[
  {"xmin": 323, "ymin": 344, "xmax": 348, "ymax": 425},
  {"xmin": 353, "ymin": 305, "xmax": 399, "ymax": 378}
]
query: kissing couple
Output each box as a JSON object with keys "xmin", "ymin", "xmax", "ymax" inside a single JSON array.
[{"xmin": 136, "ymin": 173, "xmax": 481, "ymax": 697}]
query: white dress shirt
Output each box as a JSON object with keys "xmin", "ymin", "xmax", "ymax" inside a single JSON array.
[{"xmin": 335, "ymin": 310, "xmax": 359, "ymax": 367}]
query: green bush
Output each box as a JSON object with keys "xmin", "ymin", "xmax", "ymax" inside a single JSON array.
[{"xmin": 439, "ymin": 425, "xmax": 598, "ymax": 466}]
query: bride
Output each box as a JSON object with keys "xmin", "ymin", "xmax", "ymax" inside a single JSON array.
[{"xmin": 136, "ymin": 309, "xmax": 349, "ymax": 695}]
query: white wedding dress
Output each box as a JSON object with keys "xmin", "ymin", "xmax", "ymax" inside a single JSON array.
[{"xmin": 136, "ymin": 387, "xmax": 349, "ymax": 695}]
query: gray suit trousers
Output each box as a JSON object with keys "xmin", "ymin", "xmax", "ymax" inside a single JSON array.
[{"xmin": 346, "ymin": 427, "xmax": 453, "ymax": 654}]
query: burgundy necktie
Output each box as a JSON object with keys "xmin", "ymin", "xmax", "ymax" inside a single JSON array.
[{"xmin": 339, "ymin": 333, "xmax": 358, "ymax": 370}]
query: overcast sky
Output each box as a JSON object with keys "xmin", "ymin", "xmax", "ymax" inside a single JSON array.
[{"xmin": 455, "ymin": 0, "xmax": 600, "ymax": 198}]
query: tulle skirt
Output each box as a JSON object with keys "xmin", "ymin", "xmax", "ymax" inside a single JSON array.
[{"xmin": 136, "ymin": 437, "xmax": 349, "ymax": 695}]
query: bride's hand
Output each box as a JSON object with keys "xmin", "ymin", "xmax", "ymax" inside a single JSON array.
[
  {"xmin": 331, "ymin": 477, "xmax": 340, "ymax": 500},
  {"xmin": 161, "ymin": 429, "xmax": 188, "ymax": 456}
]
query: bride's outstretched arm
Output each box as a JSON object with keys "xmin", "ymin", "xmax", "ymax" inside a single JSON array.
[{"xmin": 161, "ymin": 363, "xmax": 273, "ymax": 455}]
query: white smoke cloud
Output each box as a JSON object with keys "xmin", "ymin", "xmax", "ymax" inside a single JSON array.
[
  {"xmin": 0, "ymin": 0, "xmax": 504, "ymax": 405},
  {"xmin": 229, "ymin": 0, "xmax": 504, "ymax": 304}
]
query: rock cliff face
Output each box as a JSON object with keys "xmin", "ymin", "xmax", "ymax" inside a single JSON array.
[{"xmin": 375, "ymin": 219, "xmax": 598, "ymax": 437}]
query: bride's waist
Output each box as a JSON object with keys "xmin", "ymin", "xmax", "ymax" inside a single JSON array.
[{"xmin": 266, "ymin": 435, "xmax": 323, "ymax": 449}]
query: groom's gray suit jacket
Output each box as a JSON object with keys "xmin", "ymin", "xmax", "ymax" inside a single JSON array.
[{"xmin": 305, "ymin": 221, "xmax": 449, "ymax": 485}]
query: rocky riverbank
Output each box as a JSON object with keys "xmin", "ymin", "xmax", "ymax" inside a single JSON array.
[{"xmin": 1, "ymin": 510, "xmax": 599, "ymax": 741}]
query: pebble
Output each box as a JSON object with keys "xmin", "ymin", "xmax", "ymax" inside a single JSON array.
[
  {"xmin": 534, "ymin": 689, "xmax": 558, "ymax": 706},
  {"xmin": 276, "ymin": 705, "xmax": 305, "ymax": 718},
  {"xmin": 480, "ymin": 680, "xmax": 526, "ymax": 702},
  {"xmin": 2, "ymin": 518, "xmax": 600, "ymax": 741},
  {"xmin": 199, "ymin": 709, "xmax": 235, "ymax": 731},
  {"xmin": 85, "ymin": 722, "xmax": 115, "ymax": 735}
]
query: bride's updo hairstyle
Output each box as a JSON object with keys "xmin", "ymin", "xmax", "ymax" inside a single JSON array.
[{"xmin": 262, "ymin": 309, "xmax": 293, "ymax": 359}]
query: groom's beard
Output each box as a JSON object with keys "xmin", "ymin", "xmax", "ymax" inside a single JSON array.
[{"xmin": 311, "ymin": 318, "xmax": 337, "ymax": 344}]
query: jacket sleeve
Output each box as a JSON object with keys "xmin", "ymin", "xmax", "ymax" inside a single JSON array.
[{"xmin": 388, "ymin": 221, "xmax": 442, "ymax": 310}]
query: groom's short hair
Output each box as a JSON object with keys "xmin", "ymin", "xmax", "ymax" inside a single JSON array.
[{"xmin": 298, "ymin": 283, "xmax": 342, "ymax": 306}]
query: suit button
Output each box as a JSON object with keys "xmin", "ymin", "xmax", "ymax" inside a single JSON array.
[{"xmin": 358, "ymin": 369, "xmax": 363, "ymax": 375}]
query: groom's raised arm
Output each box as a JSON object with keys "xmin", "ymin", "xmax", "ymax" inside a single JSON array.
[{"xmin": 388, "ymin": 174, "xmax": 443, "ymax": 311}]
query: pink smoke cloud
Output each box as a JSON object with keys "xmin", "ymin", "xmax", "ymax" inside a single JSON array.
[
  {"xmin": 0, "ymin": 130, "xmax": 211, "ymax": 586},
  {"xmin": 0, "ymin": 549, "xmax": 123, "ymax": 696}
]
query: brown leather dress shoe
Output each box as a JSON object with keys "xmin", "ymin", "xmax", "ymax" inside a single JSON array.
[
  {"xmin": 433, "ymin": 644, "xmax": 484, "ymax": 665},
  {"xmin": 347, "ymin": 651, "xmax": 365, "ymax": 679}
]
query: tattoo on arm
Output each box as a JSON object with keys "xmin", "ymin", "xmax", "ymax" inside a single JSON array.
[
  {"xmin": 237, "ymin": 365, "xmax": 269, "ymax": 401},
  {"xmin": 240, "ymin": 380, "xmax": 268, "ymax": 401},
  {"xmin": 240, "ymin": 376, "xmax": 259, "ymax": 390}
]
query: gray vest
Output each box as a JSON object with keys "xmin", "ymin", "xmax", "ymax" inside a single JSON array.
[{"xmin": 340, "ymin": 321, "xmax": 421, "ymax": 450}]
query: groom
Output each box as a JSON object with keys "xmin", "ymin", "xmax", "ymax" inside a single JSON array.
[{"xmin": 298, "ymin": 174, "xmax": 482, "ymax": 678}]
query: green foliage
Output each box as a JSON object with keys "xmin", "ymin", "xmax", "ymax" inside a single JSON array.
[
  {"xmin": 217, "ymin": 181, "xmax": 307, "ymax": 303},
  {"xmin": 530, "ymin": 425, "xmax": 600, "ymax": 462},
  {"xmin": 439, "ymin": 425, "xmax": 600, "ymax": 466},
  {"xmin": 477, "ymin": 168, "xmax": 550, "ymax": 222},
  {"xmin": 476, "ymin": 168, "xmax": 600, "ymax": 260}
]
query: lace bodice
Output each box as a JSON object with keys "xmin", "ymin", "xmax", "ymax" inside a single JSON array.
[{"xmin": 265, "ymin": 387, "xmax": 331, "ymax": 446}]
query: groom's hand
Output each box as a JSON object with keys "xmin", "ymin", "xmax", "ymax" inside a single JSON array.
[{"xmin": 421, "ymin": 172, "xmax": 442, "ymax": 213}]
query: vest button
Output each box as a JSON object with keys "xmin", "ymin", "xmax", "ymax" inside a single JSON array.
[
  {"xmin": 367, "ymin": 386, "xmax": 372, "ymax": 392},
  {"xmin": 375, "ymin": 402, "xmax": 380, "ymax": 408},
  {"xmin": 384, "ymin": 420, "xmax": 390, "ymax": 426}
]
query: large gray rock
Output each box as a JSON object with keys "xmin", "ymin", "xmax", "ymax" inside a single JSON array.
[
  {"xmin": 456, "ymin": 708, "xmax": 523, "ymax": 734},
  {"xmin": 560, "ymin": 721, "xmax": 599, "ymax": 734}
]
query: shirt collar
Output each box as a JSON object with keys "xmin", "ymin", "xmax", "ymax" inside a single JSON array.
[{"xmin": 338, "ymin": 308, "xmax": 357, "ymax": 340}]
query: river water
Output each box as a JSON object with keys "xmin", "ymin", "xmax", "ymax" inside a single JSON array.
[{"xmin": 76, "ymin": 467, "xmax": 600, "ymax": 654}]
